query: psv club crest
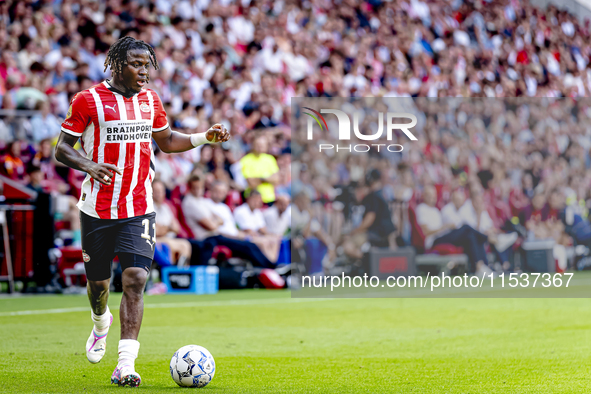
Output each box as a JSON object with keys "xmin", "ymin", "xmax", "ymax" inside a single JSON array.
[
  {"xmin": 82, "ymin": 251, "xmax": 91, "ymax": 263},
  {"xmin": 140, "ymin": 103, "xmax": 150, "ymax": 113}
]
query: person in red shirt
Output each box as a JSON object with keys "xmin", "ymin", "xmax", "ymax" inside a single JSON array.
[{"xmin": 54, "ymin": 37, "xmax": 230, "ymax": 388}]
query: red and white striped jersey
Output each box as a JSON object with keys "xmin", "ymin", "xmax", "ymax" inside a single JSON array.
[{"xmin": 61, "ymin": 81, "xmax": 169, "ymax": 220}]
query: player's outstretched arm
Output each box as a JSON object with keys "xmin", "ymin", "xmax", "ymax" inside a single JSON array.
[
  {"xmin": 55, "ymin": 132, "xmax": 122, "ymax": 186},
  {"xmin": 152, "ymin": 124, "xmax": 230, "ymax": 154}
]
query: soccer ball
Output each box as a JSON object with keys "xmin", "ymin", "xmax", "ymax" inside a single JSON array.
[{"xmin": 170, "ymin": 345, "xmax": 215, "ymax": 388}]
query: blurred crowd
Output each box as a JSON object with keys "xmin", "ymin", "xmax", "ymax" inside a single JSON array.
[
  {"xmin": 292, "ymin": 97, "xmax": 591, "ymax": 273},
  {"xmin": 3, "ymin": 0, "xmax": 591, "ymax": 127},
  {"xmin": 2, "ymin": 0, "xmax": 591, "ymax": 279}
]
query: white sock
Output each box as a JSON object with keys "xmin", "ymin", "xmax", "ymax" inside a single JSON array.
[
  {"xmin": 91, "ymin": 306, "xmax": 111, "ymax": 335},
  {"xmin": 118, "ymin": 339, "xmax": 140, "ymax": 369}
]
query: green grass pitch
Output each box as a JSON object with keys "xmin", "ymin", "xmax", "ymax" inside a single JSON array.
[{"xmin": 1, "ymin": 290, "xmax": 591, "ymax": 393}]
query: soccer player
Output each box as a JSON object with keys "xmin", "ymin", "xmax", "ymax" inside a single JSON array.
[{"xmin": 55, "ymin": 37, "xmax": 230, "ymax": 387}]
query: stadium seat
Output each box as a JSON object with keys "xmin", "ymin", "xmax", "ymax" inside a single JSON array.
[
  {"xmin": 170, "ymin": 184, "xmax": 188, "ymax": 207},
  {"xmin": 224, "ymin": 190, "xmax": 242, "ymax": 212},
  {"xmin": 173, "ymin": 201, "xmax": 195, "ymax": 240},
  {"xmin": 165, "ymin": 200, "xmax": 192, "ymax": 239},
  {"xmin": 54, "ymin": 220, "xmax": 70, "ymax": 231},
  {"xmin": 57, "ymin": 246, "xmax": 86, "ymax": 287}
]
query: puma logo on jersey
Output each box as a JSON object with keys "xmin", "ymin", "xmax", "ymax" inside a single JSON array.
[
  {"xmin": 145, "ymin": 239, "xmax": 154, "ymax": 250},
  {"xmin": 105, "ymin": 104, "xmax": 117, "ymax": 113}
]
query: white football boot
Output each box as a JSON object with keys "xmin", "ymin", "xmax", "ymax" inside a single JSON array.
[{"xmin": 86, "ymin": 312, "xmax": 113, "ymax": 364}]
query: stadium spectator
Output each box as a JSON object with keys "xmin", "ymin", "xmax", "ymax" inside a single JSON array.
[
  {"xmin": 30, "ymin": 138, "xmax": 65, "ymax": 188},
  {"xmin": 416, "ymin": 185, "xmax": 491, "ymax": 273},
  {"xmin": 441, "ymin": 188, "xmax": 466, "ymax": 230},
  {"xmin": 519, "ymin": 186, "xmax": 552, "ymax": 240},
  {"xmin": 509, "ymin": 173, "xmax": 535, "ymax": 218},
  {"xmin": 4, "ymin": 0, "xmax": 591, "ymax": 280},
  {"xmin": 182, "ymin": 174, "xmax": 232, "ymax": 240},
  {"xmin": 343, "ymin": 169, "xmax": 396, "ymax": 260},
  {"xmin": 182, "ymin": 174, "xmax": 275, "ymax": 268},
  {"xmin": 26, "ymin": 164, "xmax": 44, "ymax": 193},
  {"xmin": 275, "ymin": 149, "xmax": 291, "ymax": 197},
  {"xmin": 1, "ymin": 140, "xmax": 26, "ymax": 180},
  {"xmin": 26, "ymin": 164, "xmax": 55, "ymax": 290},
  {"xmin": 30, "ymin": 140, "xmax": 82, "ymax": 244},
  {"xmin": 263, "ymin": 193, "xmax": 291, "ymax": 236},
  {"xmin": 29, "ymin": 100, "xmax": 60, "ymax": 142},
  {"xmin": 153, "ymin": 179, "xmax": 192, "ymax": 266},
  {"xmin": 233, "ymin": 190, "xmax": 266, "ymax": 235},
  {"xmin": 183, "ymin": 178, "xmax": 243, "ymax": 240},
  {"xmin": 211, "ymin": 180, "xmax": 280, "ymax": 262},
  {"xmin": 460, "ymin": 186, "xmax": 518, "ymax": 252},
  {"xmin": 193, "ymin": 144, "xmax": 213, "ymax": 176},
  {"xmin": 234, "ymin": 189, "xmax": 281, "ymax": 262},
  {"xmin": 550, "ymin": 188, "xmax": 591, "ymax": 248},
  {"xmin": 240, "ymin": 134, "xmax": 279, "ymax": 204}
]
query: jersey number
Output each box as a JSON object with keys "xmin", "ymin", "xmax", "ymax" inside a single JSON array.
[{"xmin": 141, "ymin": 219, "xmax": 156, "ymax": 248}]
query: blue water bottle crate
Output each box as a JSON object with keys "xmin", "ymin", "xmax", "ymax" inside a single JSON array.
[
  {"xmin": 205, "ymin": 266, "xmax": 219, "ymax": 294},
  {"xmin": 161, "ymin": 266, "xmax": 219, "ymax": 294}
]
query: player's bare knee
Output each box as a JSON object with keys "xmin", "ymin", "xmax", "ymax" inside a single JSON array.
[{"xmin": 122, "ymin": 268, "xmax": 148, "ymax": 295}]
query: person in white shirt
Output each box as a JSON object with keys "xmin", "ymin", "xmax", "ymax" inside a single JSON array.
[
  {"xmin": 443, "ymin": 186, "xmax": 517, "ymax": 255},
  {"xmin": 182, "ymin": 177, "xmax": 241, "ymax": 239},
  {"xmin": 208, "ymin": 181, "xmax": 240, "ymax": 238},
  {"xmin": 234, "ymin": 190, "xmax": 267, "ymax": 233},
  {"xmin": 153, "ymin": 179, "xmax": 191, "ymax": 266},
  {"xmin": 255, "ymin": 43, "xmax": 284, "ymax": 74},
  {"xmin": 181, "ymin": 174, "xmax": 221, "ymax": 240},
  {"xmin": 459, "ymin": 192, "xmax": 495, "ymax": 233},
  {"xmin": 415, "ymin": 186, "xmax": 455, "ymax": 250},
  {"xmin": 263, "ymin": 194, "xmax": 291, "ymax": 236},
  {"xmin": 233, "ymin": 190, "xmax": 281, "ymax": 262},
  {"xmin": 415, "ymin": 185, "xmax": 489, "ymax": 273},
  {"xmin": 181, "ymin": 174, "xmax": 274, "ymax": 267},
  {"xmin": 227, "ymin": 13, "xmax": 255, "ymax": 45},
  {"xmin": 441, "ymin": 188, "xmax": 466, "ymax": 230},
  {"xmin": 460, "ymin": 186, "xmax": 518, "ymax": 259}
]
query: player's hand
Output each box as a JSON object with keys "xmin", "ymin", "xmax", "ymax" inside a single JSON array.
[
  {"xmin": 87, "ymin": 163, "xmax": 123, "ymax": 186},
  {"xmin": 206, "ymin": 123, "xmax": 230, "ymax": 143}
]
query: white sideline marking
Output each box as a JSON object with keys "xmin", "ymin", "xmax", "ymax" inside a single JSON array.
[{"xmin": 0, "ymin": 297, "xmax": 331, "ymax": 317}]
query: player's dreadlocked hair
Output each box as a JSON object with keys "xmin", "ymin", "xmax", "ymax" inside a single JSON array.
[{"xmin": 104, "ymin": 36, "xmax": 159, "ymax": 82}]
